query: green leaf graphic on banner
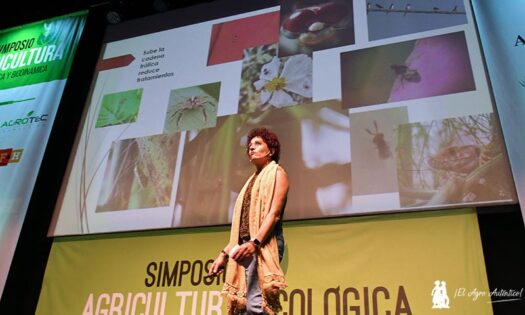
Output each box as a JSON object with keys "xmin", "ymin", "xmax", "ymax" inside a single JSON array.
[
  {"xmin": 27, "ymin": 110, "xmax": 34, "ymax": 116},
  {"xmin": 38, "ymin": 22, "xmax": 60, "ymax": 45},
  {"xmin": 96, "ymin": 89, "xmax": 143, "ymax": 128}
]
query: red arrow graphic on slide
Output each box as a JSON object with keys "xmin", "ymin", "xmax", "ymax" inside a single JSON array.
[{"xmin": 96, "ymin": 54, "xmax": 135, "ymax": 71}]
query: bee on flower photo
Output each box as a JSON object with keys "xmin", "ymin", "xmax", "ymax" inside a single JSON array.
[{"xmin": 239, "ymin": 44, "xmax": 313, "ymax": 113}]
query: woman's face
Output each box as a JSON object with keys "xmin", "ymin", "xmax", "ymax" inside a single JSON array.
[{"xmin": 247, "ymin": 136, "xmax": 272, "ymax": 163}]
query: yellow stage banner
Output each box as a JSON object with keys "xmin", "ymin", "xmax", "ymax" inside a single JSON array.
[{"xmin": 36, "ymin": 209, "xmax": 492, "ymax": 314}]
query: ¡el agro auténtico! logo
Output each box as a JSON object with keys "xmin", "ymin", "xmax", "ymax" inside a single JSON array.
[
  {"xmin": 431, "ymin": 280, "xmax": 450, "ymax": 309},
  {"xmin": 439, "ymin": 278, "xmax": 524, "ymax": 307},
  {"xmin": 0, "ymin": 110, "xmax": 48, "ymax": 129},
  {"xmin": 452, "ymin": 282, "xmax": 524, "ymax": 305}
]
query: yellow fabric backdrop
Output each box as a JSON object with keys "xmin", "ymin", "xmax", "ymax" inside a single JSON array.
[{"xmin": 36, "ymin": 209, "xmax": 492, "ymax": 314}]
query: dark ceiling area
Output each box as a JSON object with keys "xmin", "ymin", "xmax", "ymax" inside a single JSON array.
[{"xmin": 0, "ymin": 0, "xmax": 214, "ymax": 30}]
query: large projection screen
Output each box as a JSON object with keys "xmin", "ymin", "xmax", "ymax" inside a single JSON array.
[
  {"xmin": 0, "ymin": 12, "xmax": 86, "ymax": 298},
  {"xmin": 50, "ymin": 0, "xmax": 515, "ymax": 236}
]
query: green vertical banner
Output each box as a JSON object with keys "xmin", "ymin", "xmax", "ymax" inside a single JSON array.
[
  {"xmin": 0, "ymin": 11, "xmax": 87, "ymax": 299},
  {"xmin": 0, "ymin": 11, "xmax": 86, "ymax": 89}
]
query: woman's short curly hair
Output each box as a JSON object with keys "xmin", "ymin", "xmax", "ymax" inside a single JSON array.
[{"xmin": 246, "ymin": 128, "xmax": 281, "ymax": 163}]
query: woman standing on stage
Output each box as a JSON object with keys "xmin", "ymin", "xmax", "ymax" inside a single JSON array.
[{"xmin": 209, "ymin": 127, "xmax": 289, "ymax": 315}]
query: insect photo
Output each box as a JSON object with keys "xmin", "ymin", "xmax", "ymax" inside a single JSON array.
[
  {"xmin": 96, "ymin": 89, "xmax": 143, "ymax": 128},
  {"xmin": 164, "ymin": 83, "xmax": 220, "ymax": 133},
  {"xmin": 390, "ymin": 64, "xmax": 421, "ymax": 86},
  {"xmin": 170, "ymin": 95, "xmax": 215, "ymax": 128},
  {"xmin": 366, "ymin": 120, "xmax": 392, "ymax": 160}
]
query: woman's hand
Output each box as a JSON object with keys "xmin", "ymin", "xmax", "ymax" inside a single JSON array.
[
  {"xmin": 208, "ymin": 252, "xmax": 228, "ymax": 276},
  {"xmin": 230, "ymin": 241, "xmax": 257, "ymax": 263}
]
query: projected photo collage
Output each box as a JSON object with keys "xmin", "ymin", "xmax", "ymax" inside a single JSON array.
[{"xmin": 52, "ymin": 0, "xmax": 515, "ymax": 235}]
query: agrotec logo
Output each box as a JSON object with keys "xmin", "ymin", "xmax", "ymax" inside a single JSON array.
[
  {"xmin": 0, "ymin": 110, "xmax": 48, "ymax": 129},
  {"xmin": 0, "ymin": 148, "xmax": 23, "ymax": 166}
]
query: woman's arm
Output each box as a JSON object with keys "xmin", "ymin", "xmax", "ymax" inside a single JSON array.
[{"xmin": 208, "ymin": 242, "xmax": 236, "ymax": 276}]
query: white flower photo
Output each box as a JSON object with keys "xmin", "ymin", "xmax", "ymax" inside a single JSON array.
[
  {"xmin": 254, "ymin": 55, "xmax": 313, "ymax": 107},
  {"xmin": 238, "ymin": 44, "xmax": 313, "ymax": 113}
]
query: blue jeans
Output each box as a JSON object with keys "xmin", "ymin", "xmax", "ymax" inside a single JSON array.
[
  {"xmin": 239, "ymin": 233, "xmax": 284, "ymax": 314},
  {"xmin": 240, "ymin": 253, "xmax": 267, "ymax": 315}
]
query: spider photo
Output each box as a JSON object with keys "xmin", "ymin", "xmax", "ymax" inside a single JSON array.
[
  {"xmin": 164, "ymin": 83, "xmax": 220, "ymax": 133},
  {"xmin": 170, "ymin": 95, "xmax": 215, "ymax": 128}
]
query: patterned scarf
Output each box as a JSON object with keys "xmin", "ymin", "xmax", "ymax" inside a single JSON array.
[{"xmin": 222, "ymin": 161, "xmax": 287, "ymax": 314}]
